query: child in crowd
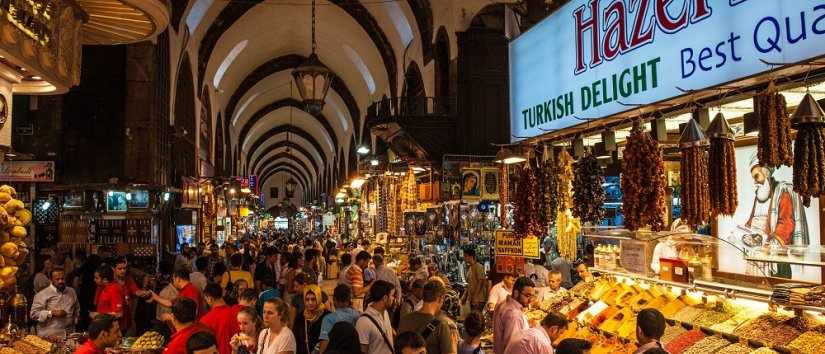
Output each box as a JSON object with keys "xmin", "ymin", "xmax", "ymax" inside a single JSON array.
[{"xmin": 458, "ymin": 312, "xmax": 485, "ymax": 354}]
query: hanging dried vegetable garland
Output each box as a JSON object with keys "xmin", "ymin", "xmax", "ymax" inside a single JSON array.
[
  {"xmin": 572, "ymin": 152, "xmax": 605, "ymax": 224},
  {"xmin": 543, "ymin": 146, "xmax": 559, "ymax": 224},
  {"xmin": 707, "ymin": 113, "xmax": 738, "ymax": 216},
  {"xmin": 621, "ymin": 123, "xmax": 667, "ymax": 231},
  {"xmin": 555, "ymin": 149, "xmax": 579, "ymax": 260},
  {"xmin": 680, "ymin": 119, "xmax": 711, "ymax": 227},
  {"xmin": 792, "ymin": 93, "xmax": 825, "ymax": 207},
  {"xmin": 757, "ymin": 84, "xmax": 794, "ymax": 168},
  {"xmin": 514, "ymin": 160, "xmax": 544, "ymax": 237},
  {"xmin": 499, "ymin": 162, "xmax": 510, "ymax": 228},
  {"xmin": 399, "ymin": 167, "xmax": 418, "ymax": 212},
  {"xmin": 530, "ymin": 156, "xmax": 547, "ymax": 236}
]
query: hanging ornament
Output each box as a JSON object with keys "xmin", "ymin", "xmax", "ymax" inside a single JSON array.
[
  {"xmin": 707, "ymin": 112, "xmax": 738, "ymax": 216},
  {"xmin": 621, "ymin": 123, "xmax": 667, "ymax": 231},
  {"xmin": 791, "ymin": 92, "xmax": 825, "ymax": 207},
  {"xmin": 679, "ymin": 118, "xmax": 711, "ymax": 227}
]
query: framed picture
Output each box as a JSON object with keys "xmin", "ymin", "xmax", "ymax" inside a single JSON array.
[
  {"xmin": 106, "ymin": 191, "xmax": 128, "ymax": 212},
  {"xmin": 127, "ymin": 190, "xmax": 149, "ymax": 209},
  {"xmin": 481, "ymin": 168, "xmax": 499, "ymax": 200},
  {"xmin": 461, "ymin": 169, "xmax": 481, "ymax": 200},
  {"xmin": 63, "ymin": 191, "xmax": 84, "ymax": 209}
]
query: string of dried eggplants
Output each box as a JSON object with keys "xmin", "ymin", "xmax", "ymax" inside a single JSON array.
[
  {"xmin": 793, "ymin": 125, "xmax": 825, "ymax": 207},
  {"xmin": 543, "ymin": 147, "xmax": 559, "ymax": 224},
  {"xmin": 622, "ymin": 124, "xmax": 667, "ymax": 231},
  {"xmin": 708, "ymin": 133, "xmax": 738, "ymax": 216},
  {"xmin": 757, "ymin": 86, "xmax": 794, "ymax": 168},
  {"xmin": 680, "ymin": 145, "xmax": 711, "ymax": 227},
  {"xmin": 499, "ymin": 162, "xmax": 510, "ymax": 228},
  {"xmin": 514, "ymin": 160, "xmax": 544, "ymax": 237},
  {"xmin": 572, "ymin": 152, "xmax": 605, "ymax": 224}
]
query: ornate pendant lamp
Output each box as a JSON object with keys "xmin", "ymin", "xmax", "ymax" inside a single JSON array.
[
  {"xmin": 285, "ymin": 178, "xmax": 298, "ymax": 198},
  {"xmin": 292, "ymin": 0, "xmax": 334, "ymax": 114}
]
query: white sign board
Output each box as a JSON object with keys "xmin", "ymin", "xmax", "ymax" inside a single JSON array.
[{"xmin": 510, "ymin": 0, "xmax": 825, "ymax": 141}]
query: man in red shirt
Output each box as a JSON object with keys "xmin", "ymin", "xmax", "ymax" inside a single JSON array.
[
  {"xmin": 92, "ymin": 265, "xmax": 124, "ymax": 320},
  {"xmin": 73, "ymin": 314, "xmax": 121, "ymax": 354},
  {"xmin": 199, "ymin": 283, "xmax": 241, "ymax": 354},
  {"xmin": 164, "ymin": 298, "xmax": 211, "ymax": 354},
  {"xmin": 151, "ymin": 270, "xmax": 206, "ymax": 319},
  {"xmin": 114, "ymin": 257, "xmax": 139, "ymax": 333}
]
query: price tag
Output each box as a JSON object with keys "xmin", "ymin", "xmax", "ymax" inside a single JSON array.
[{"xmin": 522, "ymin": 235, "xmax": 540, "ymax": 259}]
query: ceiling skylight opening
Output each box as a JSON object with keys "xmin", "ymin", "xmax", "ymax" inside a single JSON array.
[
  {"xmin": 342, "ymin": 44, "xmax": 376, "ymax": 94},
  {"xmin": 213, "ymin": 39, "xmax": 248, "ymax": 89},
  {"xmin": 186, "ymin": 0, "xmax": 215, "ymax": 34},
  {"xmin": 232, "ymin": 92, "xmax": 260, "ymax": 126},
  {"xmin": 383, "ymin": 2, "xmax": 414, "ymax": 47},
  {"xmin": 326, "ymin": 99, "xmax": 349, "ymax": 132}
]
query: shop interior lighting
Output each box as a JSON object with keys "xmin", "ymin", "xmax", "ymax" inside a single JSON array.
[
  {"xmin": 370, "ymin": 158, "xmax": 380, "ymax": 166},
  {"xmin": 229, "ymin": 188, "xmax": 237, "ymax": 194},
  {"xmin": 107, "ymin": 191, "xmax": 114, "ymax": 197},
  {"xmin": 494, "ymin": 147, "xmax": 526, "ymax": 164},
  {"xmin": 163, "ymin": 192, "xmax": 170, "ymax": 201},
  {"xmin": 241, "ymin": 187, "xmax": 252, "ymax": 193},
  {"xmin": 125, "ymin": 193, "xmax": 132, "ymax": 201},
  {"xmin": 350, "ymin": 178, "xmax": 367, "ymax": 189},
  {"xmin": 40, "ymin": 201, "xmax": 51, "ymax": 210},
  {"xmin": 356, "ymin": 145, "xmax": 370, "ymax": 155},
  {"xmin": 411, "ymin": 166, "xmax": 427, "ymax": 172},
  {"xmin": 335, "ymin": 191, "xmax": 346, "ymax": 199}
]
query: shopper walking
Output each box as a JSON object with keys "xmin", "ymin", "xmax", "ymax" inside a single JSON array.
[
  {"xmin": 398, "ymin": 280, "xmax": 457, "ymax": 354},
  {"xmin": 293, "ymin": 285, "xmax": 331, "ymax": 354},
  {"xmin": 325, "ymin": 322, "xmax": 362, "ymax": 354},
  {"xmin": 503, "ymin": 312, "xmax": 567, "ymax": 354},
  {"xmin": 92, "ymin": 265, "xmax": 124, "ymax": 320},
  {"xmin": 73, "ymin": 314, "xmax": 121, "ymax": 354},
  {"xmin": 633, "ymin": 309, "xmax": 666, "ymax": 354},
  {"xmin": 355, "ymin": 280, "xmax": 396, "ymax": 354},
  {"xmin": 345, "ymin": 251, "xmax": 371, "ymax": 311},
  {"xmin": 318, "ymin": 285, "xmax": 361, "ymax": 354},
  {"xmin": 200, "ymin": 283, "xmax": 241, "ymax": 354},
  {"xmin": 163, "ymin": 298, "xmax": 211, "ymax": 354},
  {"xmin": 230, "ymin": 306, "xmax": 261, "ymax": 354},
  {"xmin": 462, "ymin": 249, "xmax": 487, "ymax": 312},
  {"xmin": 30, "ymin": 267, "xmax": 79, "ymax": 338},
  {"xmin": 486, "ymin": 274, "xmax": 515, "ymax": 311},
  {"xmin": 492, "ymin": 277, "xmax": 534, "ymax": 354},
  {"xmin": 259, "ymin": 298, "xmax": 297, "ymax": 354}
]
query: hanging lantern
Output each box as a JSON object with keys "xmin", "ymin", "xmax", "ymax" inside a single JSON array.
[
  {"xmin": 285, "ymin": 177, "xmax": 297, "ymax": 198},
  {"xmin": 292, "ymin": 0, "xmax": 334, "ymax": 114}
]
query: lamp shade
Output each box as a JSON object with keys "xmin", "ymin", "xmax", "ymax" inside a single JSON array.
[
  {"xmin": 285, "ymin": 178, "xmax": 297, "ymax": 198},
  {"xmin": 494, "ymin": 148, "xmax": 526, "ymax": 164},
  {"xmin": 706, "ymin": 112, "xmax": 734, "ymax": 140},
  {"xmin": 292, "ymin": 53, "xmax": 334, "ymax": 113},
  {"xmin": 679, "ymin": 118, "xmax": 709, "ymax": 149},
  {"xmin": 790, "ymin": 92, "xmax": 825, "ymax": 127}
]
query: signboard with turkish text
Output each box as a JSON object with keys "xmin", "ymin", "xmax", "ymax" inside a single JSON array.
[
  {"xmin": 522, "ymin": 235, "xmax": 541, "ymax": 259},
  {"xmin": 0, "ymin": 161, "xmax": 54, "ymax": 182},
  {"xmin": 510, "ymin": 0, "xmax": 825, "ymax": 141},
  {"xmin": 495, "ymin": 229, "xmax": 523, "ymax": 256}
]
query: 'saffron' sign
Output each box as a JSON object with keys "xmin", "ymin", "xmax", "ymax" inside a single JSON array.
[
  {"xmin": 510, "ymin": 0, "xmax": 825, "ymax": 142},
  {"xmin": 0, "ymin": 161, "xmax": 54, "ymax": 182}
]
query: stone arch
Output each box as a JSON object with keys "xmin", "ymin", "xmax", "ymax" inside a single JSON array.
[
  {"xmin": 434, "ymin": 26, "xmax": 450, "ymax": 114},
  {"xmin": 402, "ymin": 61, "xmax": 426, "ymax": 115},
  {"xmin": 215, "ymin": 113, "xmax": 225, "ymax": 175},
  {"xmin": 174, "ymin": 53, "xmax": 198, "ymax": 180}
]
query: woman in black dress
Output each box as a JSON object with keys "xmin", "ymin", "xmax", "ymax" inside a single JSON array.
[{"xmin": 293, "ymin": 285, "xmax": 330, "ymax": 354}]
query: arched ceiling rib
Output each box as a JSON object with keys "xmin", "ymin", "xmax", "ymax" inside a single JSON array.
[
  {"xmin": 262, "ymin": 169, "xmax": 309, "ymax": 200},
  {"xmin": 406, "ymin": 0, "xmax": 433, "ymax": 62},
  {"xmin": 242, "ymin": 108, "xmax": 335, "ymax": 159},
  {"xmin": 260, "ymin": 163, "xmax": 310, "ymax": 191},
  {"xmin": 237, "ymin": 99, "xmax": 339, "ymax": 155},
  {"xmin": 259, "ymin": 157, "xmax": 315, "ymax": 186},
  {"xmin": 197, "ymin": 0, "xmax": 259, "ymax": 87},
  {"xmin": 251, "ymin": 141, "xmax": 322, "ymax": 179},
  {"xmin": 245, "ymin": 125, "xmax": 328, "ymax": 175},
  {"xmin": 246, "ymin": 133, "xmax": 325, "ymax": 176},
  {"xmin": 225, "ymin": 55, "xmax": 360, "ymax": 140},
  {"xmin": 255, "ymin": 152, "xmax": 317, "ymax": 182}
]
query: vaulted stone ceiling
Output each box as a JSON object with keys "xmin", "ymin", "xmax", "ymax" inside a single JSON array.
[{"xmin": 170, "ymin": 0, "xmax": 511, "ymax": 205}]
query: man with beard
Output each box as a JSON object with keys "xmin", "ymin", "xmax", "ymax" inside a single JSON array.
[
  {"xmin": 356, "ymin": 280, "xmax": 397, "ymax": 354},
  {"xmin": 741, "ymin": 163, "xmax": 808, "ymax": 278},
  {"xmin": 30, "ymin": 267, "xmax": 79, "ymax": 337}
]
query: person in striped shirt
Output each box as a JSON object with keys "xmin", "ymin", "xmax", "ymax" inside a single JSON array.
[{"xmin": 343, "ymin": 251, "xmax": 372, "ymax": 311}]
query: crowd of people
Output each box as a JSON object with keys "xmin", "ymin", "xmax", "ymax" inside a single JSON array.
[{"xmin": 25, "ymin": 233, "xmax": 667, "ymax": 354}]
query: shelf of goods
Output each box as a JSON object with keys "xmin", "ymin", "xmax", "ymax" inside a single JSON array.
[{"xmin": 523, "ymin": 267, "xmax": 825, "ymax": 354}]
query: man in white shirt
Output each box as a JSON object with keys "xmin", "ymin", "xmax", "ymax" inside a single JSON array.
[
  {"xmin": 356, "ymin": 280, "xmax": 396, "ymax": 354},
  {"xmin": 30, "ymin": 268, "xmax": 78, "ymax": 338},
  {"xmin": 525, "ymin": 258, "xmax": 549, "ymax": 288},
  {"xmin": 486, "ymin": 274, "xmax": 515, "ymax": 311},
  {"xmin": 503, "ymin": 312, "xmax": 568, "ymax": 354},
  {"xmin": 373, "ymin": 254, "xmax": 402, "ymax": 303}
]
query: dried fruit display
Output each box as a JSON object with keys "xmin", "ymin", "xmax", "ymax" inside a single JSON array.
[
  {"xmin": 707, "ymin": 113, "xmax": 738, "ymax": 216},
  {"xmin": 621, "ymin": 124, "xmax": 667, "ymax": 231},
  {"xmin": 757, "ymin": 85, "xmax": 794, "ymax": 168},
  {"xmin": 499, "ymin": 162, "xmax": 510, "ymax": 228},
  {"xmin": 715, "ymin": 343, "xmax": 753, "ymax": 354},
  {"xmin": 572, "ymin": 152, "xmax": 605, "ymax": 224},
  {"xmin": 682, "ymin": 336, "xmax": 731, "ymax": 354},
  {"xmin": 661, "ymin": 325, "xmax": 688, "ymax": 345},
  {"xmin": 665, "ymin": 330, "xmax": 706, "ymax": 354},
  {"xmin": 749, "ymin": 348, "xmax": 779, "ymax": 354},
  {"xmin": 672, "ymin": 306, "xmax": 705, "ymax": 323},
  {"xmin": 786, "ymin": 331, "xmax": 825, "ymax": 354},
  {"xmin": 680, "ymin": 119, "xmax": 711, "ymax": 227},
  {"xmin": 792, "ymin": 93, "xmax": 825, "ymax": 207}
]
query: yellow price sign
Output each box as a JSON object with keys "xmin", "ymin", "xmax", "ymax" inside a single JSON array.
[
  {"xmin": 495, "ymin": 229, "xmax": 522, "ymax": 256},
  {"xmin": 522, "ymin": 235, "xmax": 540, "ymax": 259}
]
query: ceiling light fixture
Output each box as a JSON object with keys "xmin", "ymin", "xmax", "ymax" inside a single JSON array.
[
  {"xmin": 356, "ymin": 145, "xmax": 370, "ymax": 155},
  {"xmin": 292, "ymin": 0, "xmax": 334, "ymax": 114},
  {"xmin": 494, "ymin": 147, "xmax": 526, "ymax": 165}
]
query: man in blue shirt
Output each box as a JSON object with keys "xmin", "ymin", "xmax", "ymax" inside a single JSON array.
[
  {"xmin": 318, "ymin": 284, "xmax": 360, "ymax": 353},
  {"xmin": 256, "ymin": 277, "xmax": 280, "ymax": 316}
]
